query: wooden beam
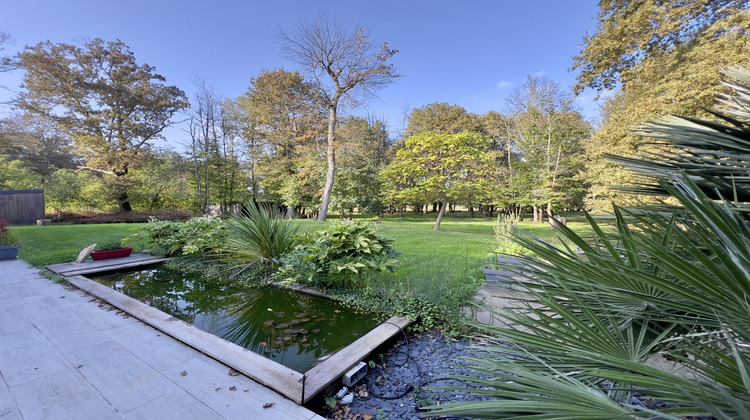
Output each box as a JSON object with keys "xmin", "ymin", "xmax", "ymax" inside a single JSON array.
[{"xmin": 302, "ymin": 316, "xmax": 411, "ymax": 403}]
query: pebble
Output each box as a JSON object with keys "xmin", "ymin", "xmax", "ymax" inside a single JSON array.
[{"xmin": 323, "ymin": 332, "xmax": 493, "ymax": 419}]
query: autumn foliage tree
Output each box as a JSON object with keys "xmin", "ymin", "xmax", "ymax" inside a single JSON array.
[
  {"xmin": 282, "ymin": 15, "xmax": 400, "ymax": 221},
  {"xmin": 234, "ymin": 69, "xmax": 325, "ymax": 216},
  {"xmin": 17, "ymin": 39, "xmax": 188, "ymax": 211},
  {"xmin": 573, "ymin": 0, "xmax": 750, "ymax": 210}
]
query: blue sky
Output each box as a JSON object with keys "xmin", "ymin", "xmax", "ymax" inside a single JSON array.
[{"xmin": 1, "ymin": 0, "xmax": 602, "ymax": 143}]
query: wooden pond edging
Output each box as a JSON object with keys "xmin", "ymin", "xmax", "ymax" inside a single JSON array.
[{"xmin": 46, "ymin": 256, "xmax": 411, "ymax": 405}]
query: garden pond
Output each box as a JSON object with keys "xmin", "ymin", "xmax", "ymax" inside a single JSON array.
[{"xmin": 91, "ymin": 266, "xmax": 380, "ymax": 373}]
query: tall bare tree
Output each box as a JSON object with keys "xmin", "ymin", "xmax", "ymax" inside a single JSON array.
[
  {"xmin": 282, "ymin": 15, "xmax": 400, "ymax": 221},
  {"xmin": 187, "ymin": 80, "xmax": 244, "ymax": 214}
]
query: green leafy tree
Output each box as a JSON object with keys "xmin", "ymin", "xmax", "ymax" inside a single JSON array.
[
  {"xmin": 0, "ymin": 154, "xmax": 42, "ymax": 190},
  {"xmin": 128, "ymin": 150, "xmax": 193, "ymax": 210},
  {"xmin": 382, "ymin": 132, "xmax": 496, "ymax": 230},
  {"xmin": 574, "ymin": 1, "xmax": 750, "ymax": 210},
  {"xmin": 404, "ymin": 102, "xmax": 481, "ymax": 138},
  {"xmin": 504, "ymin": 75, "xmax": 591, "ymax": 222},
  {"xmin": 331, "ymin": 116, "xmax": 392, "ymax": 217},
  {"xmin": 17, "ymin": 39, "xmax": 189, "ymax": 211},
  {"xmin": 283, "ymin": 15, "xmax": 400, "ymax": 221},
  {"xmin": 0, "ymin": 113, "xmax": 78, "ymax": 181}
]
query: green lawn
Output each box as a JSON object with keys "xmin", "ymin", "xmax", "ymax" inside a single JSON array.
[
  {"xmin": 13, "ymin": 212, "xmax": 597, "ymax": 323},
  {"xmin": 15, "ymin": 223, "xmax": 147, "ymax": 267}
]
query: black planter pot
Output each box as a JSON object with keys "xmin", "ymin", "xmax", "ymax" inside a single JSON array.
[{"xmin": 0, "ymin": 245, "xmax": 19, "ymax": 260}]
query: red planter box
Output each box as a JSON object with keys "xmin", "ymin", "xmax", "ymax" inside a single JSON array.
[{"xmin": 91, "ymin": 247, "xmax": 133, "ymax": 261}]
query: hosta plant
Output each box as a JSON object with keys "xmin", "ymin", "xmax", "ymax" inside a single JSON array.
[{"xmin": 275, "ymin": 220, "xmax": 399, "ymax": 289}]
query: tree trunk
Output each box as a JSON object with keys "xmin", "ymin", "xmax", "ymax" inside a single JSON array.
[
  {"xmin": 433, "ymin": 194, "xmax": 449, "ymax": 231},
  {"xmin": 118, "ymin": 191, "xmax": 132, "ymax": 212},
  {"xmin": 318, "ymin": 100, "xmax": 339, "ymax": 222},
  {"xmin": 468, "ymin": 205, "xmax": 474, "ymax": 217}
]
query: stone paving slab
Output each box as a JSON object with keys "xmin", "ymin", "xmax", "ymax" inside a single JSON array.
[{"xmin": 0, "ymin": 259, "xmax": 324, "ymax": 419}]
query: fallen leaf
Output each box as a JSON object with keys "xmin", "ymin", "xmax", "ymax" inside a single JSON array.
[
  {"xmin": 334, "ymin": 310, "xmax": 341, "ymax": 313},
  {"xmin": 244, "ymin": 389, "xmax": 249, "ymax": 393},
  {"xmin": 60, "ymin": 296, "xmax": 65, "ymax": 298},
  {"xmin": 263, "ymin": 402, "xmax": 275, "ymax": 409},
  {"xmin": 76, "ymin": 365, "xmax": 83, "ymax": 369},
  {"xmin": 229, "ymin": 386, "xmax": 237, "ymax": 391},
  {"xmin": 215, "ymin": 387, "xmax": 221, "ymax": 392},
  {"xmin": 228, "ymin": 368, "xmax": 240, "ymax": 376},
  {"xmin": 180, "ymin": 371, "xmax": 187, "ymax": 376},
  {"xmin": 363, "ymin": 414, "xmax": 374, "ymax": 420}
]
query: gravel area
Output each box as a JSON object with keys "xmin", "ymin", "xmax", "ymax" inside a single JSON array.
[{"xmin": 320, "ymin": 331, "xmax": 494, "ymax": 419}]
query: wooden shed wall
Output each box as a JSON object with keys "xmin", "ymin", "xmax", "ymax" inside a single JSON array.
[{"xmin": 0, "ymin": 190, "xmax": 45, "ymax": 225}]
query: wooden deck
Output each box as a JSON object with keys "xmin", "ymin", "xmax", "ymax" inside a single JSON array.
[
  {"xmin": 2, "ymin": 259, "xmax": 323, "ymax": 419},
  {"xmin": 46, "ymin": 254, "xmax": 411, "ymax": 404}
]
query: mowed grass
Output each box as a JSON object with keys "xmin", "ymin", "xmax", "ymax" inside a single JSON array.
[
  {"xmin": 14, "ymin": 223, "xmax": 147, "ymax": 267},
  {"xmin": 12, "ymin": 212, "xmax": 600, "ymax": 320}
]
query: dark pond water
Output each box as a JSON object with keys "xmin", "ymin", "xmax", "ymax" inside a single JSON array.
[{"xmin": 92, "ymin": 266, "xmax": 380, "ymax": 373}]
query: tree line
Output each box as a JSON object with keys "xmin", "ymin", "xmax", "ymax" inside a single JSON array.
[{"xmin": 1, "ymin": 2, "xmax": 748, "ymax": 226}]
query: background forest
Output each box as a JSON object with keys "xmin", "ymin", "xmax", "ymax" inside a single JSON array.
[{"xmin": 0, "ymin": 2, "xmax": 749, "ymax": 225}]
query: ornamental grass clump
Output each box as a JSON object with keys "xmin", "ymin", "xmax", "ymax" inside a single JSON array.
[{"xmin": 221, "ymin": 204, "xmax": 299, "ymax": 272}]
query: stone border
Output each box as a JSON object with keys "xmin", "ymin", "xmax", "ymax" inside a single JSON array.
[{"xmin": 47, "ymin": 257, "xmax": 411, "ymax": 404}]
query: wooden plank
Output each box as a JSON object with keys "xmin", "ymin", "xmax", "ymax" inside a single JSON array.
[
  {"xmin": 64, "ymin": 274, "xmax": 306, "ymax": 404},
  {"xmin": 55, "ymin": 258, "xmax": 170, "ymax": 277},
  {"xmin": 302, "ymin": 316, "xmax": 411, "ymax": 403},
  {"xmin": 46, "ymin": 255, "xmax": 168, "ymax": 277}
]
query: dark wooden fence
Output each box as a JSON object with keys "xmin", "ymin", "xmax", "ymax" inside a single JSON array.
[{"xmin": 0, "ymin": 190, "xmax": 45, "ymax": 225}]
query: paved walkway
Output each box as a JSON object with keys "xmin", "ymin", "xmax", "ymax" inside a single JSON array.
[{"xmin": 0, "ymin": 259, "xmax": 323, "ymax": 420}]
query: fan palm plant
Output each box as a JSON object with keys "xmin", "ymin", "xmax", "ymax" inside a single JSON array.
[{"xmin": 426, "ymin": 68, "xmax": 750, "ymax": 418}]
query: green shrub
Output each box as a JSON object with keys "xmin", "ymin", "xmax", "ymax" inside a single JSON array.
[
  {"xmin": 96, "ymin": 242, "xmax": 125, "ymax": 251},
  {"xmin": 0, "ymin": 219, "xmax": 19, "ymax": 246},
  {"xmin": 127, "ymin": 215, "xmax": 226, "ymax": 256},
  {"xmin": 494, "ymin": 213, "xmax": 531, "ymax": 256},
  {"xmin": 275, "ymin": 220, "xmax": 399, "ymax": 289}
]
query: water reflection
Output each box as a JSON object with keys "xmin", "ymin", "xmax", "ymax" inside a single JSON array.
[{"xmin": 93, "ymin": 266, "xmax": 379, "ymax": 372}]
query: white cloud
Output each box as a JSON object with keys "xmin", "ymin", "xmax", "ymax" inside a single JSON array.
[{"xmin": 496, "ymin": 81, "xmax": 513, "ymax": 89}]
